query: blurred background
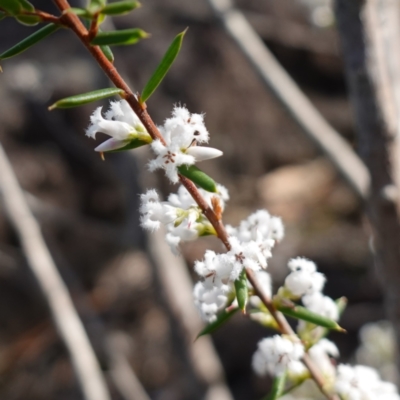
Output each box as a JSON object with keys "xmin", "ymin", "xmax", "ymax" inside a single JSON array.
[{"xmin": 0, "ymin": 0, "xmax": 396, "ymax": 399}]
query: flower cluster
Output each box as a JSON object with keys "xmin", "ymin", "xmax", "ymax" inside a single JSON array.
[
  {"xmin": 140, "ymin": 184, "xmax": 228, "ymax": 254},
  {"xmin": 193, "ymin": 210, "xmax": 283, "ymax": 322},
  {"xmin": 252, "ymin": 335, "xmax": 305, "ymax": 377},
  {"xmin": 335, "ymin": 364, "xmax": 400, "ymax": 400},
  {"xmin": 277, "ymin": 257, "xmax": 339, "ymax": 334},
  {"xmin": 85, "ymin": 101, "xmax": 400, "ymax": 399}
]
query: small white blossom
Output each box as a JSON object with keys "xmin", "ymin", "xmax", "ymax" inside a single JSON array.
[
  {"xmin": 148, "ymin": 106, "xmax": 222, "ymax": 183},
  {"xmin": 302, "ymin": 291, "xmax": 339, "ymax": 321},
  {"xmin": 194, "ymin": 250, "xmax": 233, "ymax": 282},
  {"xmin": 139, "ymin": 189, "xmax": 177, "ymax": 231},
  {"xmin": 252, "ymin": 335, "xmax": 304, "ymax": 377},
  {"xmin": 86, "ymin": 100, "xmax": 150, "ymax": 152},
  {"xmin": 335, "ymin": 364, "xmax": 400, "ymax": 400},
  {"xmin": 228, "ymin": 210, "xmax": 284, "ymax": 243},
  {"xmin": 193, "ymin": 277, "xmax": 231, "ymax": 322},
  {"xmin": 140, "ymin": 186, "xmax": 228, "ymax": 253},
  {"xmin": 308, "ymin": 339, "xmax": 339, "ymax": 381},
  {"xmin": 284, "ymin": 257, "xmax": 326, "ymax": 298},
  {"xmin": 223, "ymin": 237, "xmax": 264, "ymax": 281}
]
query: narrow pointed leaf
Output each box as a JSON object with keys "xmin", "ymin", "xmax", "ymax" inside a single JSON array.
[
  {"xmin": 90, "ymin": 28, "xmax": 149, "ymax": 46},
  {"xmin": 100, "ymin": 45, "xmax": 114, "ymax": 62},
  {"xmin": 110, "ymin": 137, "xmax": 152, "ymax": 152},
  {"xmin": 141, "ymin": 28, "xmax": 186, "ymax": 103},
  {"xmin": 263, "ymin": 372, "xmax": 287, "ymax": 400},
  {"xmin": 235, "ymin": 270, "xmax": 248, "ymax": 312},
  {"xmin": 313, "ymin": 297, "xmax": 348, "ymax": 343},
  {"xmin": 48, "ymin": 88, "xmax": 124, "ymax": 110},
  {"xmin": 276, "ymin": 304, "xmax": 345, "ymax": 332},
  {"xmin": 101, "ymin": 0, "xmax": 140, "ymax": 15},
  {"xmin": 178, "ymin": 165, "xmax": 217, "ymax": 193},
  {"xmin": 0, "ymin": 23, "xmax": 59, "ymax": 60},
  {"xmin": 197, "ymin": 307, "xmax": 238, "ymax": 338}
]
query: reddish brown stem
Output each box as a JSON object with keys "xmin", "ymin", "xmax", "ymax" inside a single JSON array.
[
  {"xmin": 87, "ymin": 14, "xmax": 99, "ymax": 41},
  {"xmin": 51, "ymin": 1, "xmax": 339, "ymax": 398},
  {"xmin": 24, "ymin": 10, "xmax": 62, "ymax": 24}
]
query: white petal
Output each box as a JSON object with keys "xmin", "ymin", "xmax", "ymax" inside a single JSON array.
[
  {"xmin": 94, "ymin": 138, "xmax": 129, "ymax": 152},
  {"xmin": 186, "ymin": 146, "xmax": 223, "ymax": 161}
]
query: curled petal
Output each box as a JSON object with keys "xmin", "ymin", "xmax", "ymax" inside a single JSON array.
[
  {"xmin": 94, "ymin": 138, "xmax": 129, "ymax": 152},
  {"xmin": 186, "ymin": 146, "xmax": 223, "ymax": 161}
]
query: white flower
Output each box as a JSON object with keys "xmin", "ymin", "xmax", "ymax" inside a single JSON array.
[
  {"xmin": 86, "ymin": 100, "xmax": 150, "ymax": 152},
  {"xmin": 284, "ymin": 257, "xmax": 326, "ymax": 298},
  {"xmin": 148, "ymin": 106, "xmax": 222, "ymax": 183},
  {"xmin": 139, "ymin": 189, "xmax": 177, "ymax": 231},
  {"xmin": 193, "ymin": 277, "xmax": 231, "ymax": 322},
  {"xmin": 302, "ymin": 291, "xmax": 339, "ymax": 321},
  {"xmin": 140, "ymin": 186, "xmax": 227, "ymax": 253},
  {"xmin": 252, "ymin": 335, "xmax": 304, "ymax": 377},
  {"xmin": 308, "ymin": 339, "xmax": 339, "ymax": 381},
  {"xmin": 230, "ymin": 210, "xmax": 284, "ymax": 243},
  {"xmin": 335, "ymin": 364, "xmax": 400, "ymax": 400},
  {"xmin": 194, "ymin": 250, "xmax": 233, "ymax": 282},
  {"xmin": 223, "ymin": 237, "xmax": 265, "ymax": 281}
]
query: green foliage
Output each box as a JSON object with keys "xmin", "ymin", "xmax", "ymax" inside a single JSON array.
[
  {"xmin": 90, "ymin": 28, "xmax": 149, "ymax": 46},
  {"xmin": 140, "ymin": 29, "xmax": 186, "ymax": 103},
  {"xmin": 0, "ymin": 0, "xmax": 39, "ymax": 25},
  {"xmin": 101, "ymin": 0, "xmax": 140, "ymax": 15},
  {"xmin": 87, "ymin": 0, "xmax": 106, "ymax": 14},
  {"xmin": 275, "ymin": 304, "xmax": 345, "ymax": 331},
  {"xmin": 100, "ymin": 45, "xmax": 114, "ymax": 62},
  {"xmin": 263, "ymin": 373, "xmax": 287, "ymax": 400},
  {"xmin": 48, "ymin": 88, "xmax": 125, "ymax": 110},
  {"xmin": 197, "ymin": 307, "xmax": 238, "ymax": 338},
  {"xmin": 178, "ymin": 165, "xmax": 218, "ymax": 193},
  {"xmin": 0, "ymin": 23, "xmax": 59, "ymax": 60},
  {"xmin": 235, "ymin": 269, "xmax": 248, "ymax": 312}
]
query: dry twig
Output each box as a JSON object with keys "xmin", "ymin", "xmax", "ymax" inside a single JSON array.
[{"xmin": 0, "ymin": 142, "xmax": 111, "ymax": 400}]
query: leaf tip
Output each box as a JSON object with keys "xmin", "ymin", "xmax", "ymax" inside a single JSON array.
[{"xmin": 48, "ymin": 103, "xmax": 56, "ymax": 111}]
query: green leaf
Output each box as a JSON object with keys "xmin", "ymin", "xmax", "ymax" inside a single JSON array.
[
  {"xmin": 235, "ymin": 270, "xmax": 248, "ymax": 312},
  {"xmin": 0, "ymin": 23, "xmax": 59, "ymax": 60},
  {"xmin": 15, "ymin": 0, "xmax": 36, "ymax": 24},
  {"xmin": 178, "ymin": 165, "xmax": 217, "ymax": 193},
  {"xmin": 100, "ymin": 45, "xmax": 114, "ymax": 62},
  {"xmin": 197, "ymin": 307, "xmax": 238, "ymax": 338},
  {"xmin": 141, "ymin": 28, "xmax": 186, "ymax": 103},
  {"xmin": 109, "ymin": 137, "xmax": 152, "ymax": 152},
  {"xmin": 0, "ymin": 0, "xmax": 21, "ymax": 14},
  {"xmin": 0, "ymin": 0, "xmax": 38, "ymax": 24},
  {"xmin": 276, "ymin": 304, "xmax": 345, "ymax": 332},
  {"xmin": 0, "ymin": 11, "xmax": 7, "ymax": 20},
  {"xmin": 101, "ymin": 0, "xmax": 140, "ymax": 15},
  {"xmin": 88, "ymin": 0, "xmax": 106, "ymax": 13},
  {"xmin": 263, "ymin": 372, "xmax": 287, "ymax": 400},
  {"xmin": 48, "ymin": 88, "xmax": 124, "ymax": 110},
  {"xmin": 90, "ymin": 28, "xmax": 149, "ymax": 46}
]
